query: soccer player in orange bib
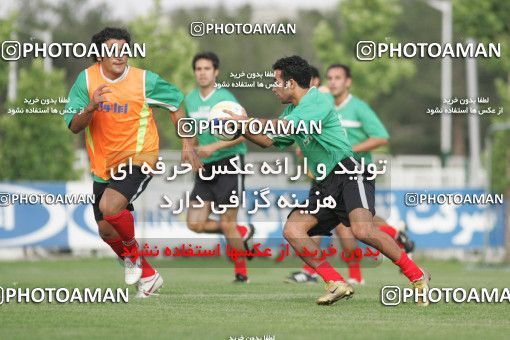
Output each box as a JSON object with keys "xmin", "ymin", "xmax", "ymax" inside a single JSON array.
[{"xmin": 64, "ymin": 27, "xmax": 202, "ymax": 298}]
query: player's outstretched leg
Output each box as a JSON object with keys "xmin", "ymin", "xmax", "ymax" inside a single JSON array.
[
  {"xmin": 396, "ymin": 228, "xmax": 415, "ymax": 254},
  {"xmin": 378, "ymin": 224, "xmax": 415, "ymax": 254},
  {"xmin": 349, "ymin": 208, "xmax": 430, "ymax": 306},
  {"xmin": 283, "ymin": 211, "xmax": 354, "ymax": 305},
  {"xmin": 336, "ymin": 224, "xmax": 364, "ymax": 285},
  {"xmin": 187, "ymin": 202, "xmax": 255, "ymax": 252},
  {"xmin": 98, "ymin": 220, "xmax": 126, "ymax": 260},
  {"xmin": 236, "ymin": 223, "xmax": 256, "ymax": 260},
  {"xmin": 136, "ymin": 271, "xmax": 164, "ymax": 298},
  {"xmin": 220, "ymin": 209, "xmax": 250, "ymax": 283},
  {"xmin": 374, "ymin": 214, "xmax": 415, "ymax": 254},
  {"xmin": 187, "ymin": 203, "xmax": 254, "ymax": 281},
  {"xmin": 285, "ymin": 236, "xmax": 320, "ymax": 284},
  {"xmin": 100, "ymin": 188, "xmax": 157, "ymax": 287},
  {"xmin": 99, "ymin": 218, "xmax": 162, "ymax": 297}
]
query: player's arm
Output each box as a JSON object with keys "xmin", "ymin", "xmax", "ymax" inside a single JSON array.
[
  {"xmin": 352, "ymin": 137, "xmax": 388, "ymax": 153},
  {"xmin": 352, "ymin": 102, "xmax": 389, "ymax": 153},
  {"xmin": 146, "ymin": 70, "xmax": 203, "ymax": 170},
  {"xmin": 69, "ymin": 84, "xmax": 111, "ymax": 134},
  {"xmin": 242, "ymin": 119, "xmax": 281, "ymax": 148},
  {"xmin": 64, "ymin": 70, "xmax": 111, "ymax": 134}
]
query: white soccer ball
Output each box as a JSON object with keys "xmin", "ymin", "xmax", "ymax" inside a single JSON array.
[{"xmin": 208, "ymin": 100, "xmax": 246, "ymax": 141}]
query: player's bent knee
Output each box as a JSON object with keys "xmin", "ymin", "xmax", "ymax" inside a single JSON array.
[
  {"xmin": 350, "ymin": 222, "xmax": 373, "ymax": 242},
  {"xmin": 98, "ymin": 198, "xmax": 123, "ymax": 217},
  {"xmin": 283, "ymin": 224, "xmax": 301, "ymax": 241},
  {"xmin": 187, "ymin": 221, "xmax": 205, "ymax": 233},
  {"xmin": 282, "ymin": 227, "xmax": 292, "ymax": 241}
]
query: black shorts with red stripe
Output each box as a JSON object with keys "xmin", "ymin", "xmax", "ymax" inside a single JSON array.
[
  {"xmin": 92, "ymin": 165, "xmax": 152, "ymax": 221},
  {"xmin": 288, "ymin": 157, "xmax": 376, "ymax": 236}
]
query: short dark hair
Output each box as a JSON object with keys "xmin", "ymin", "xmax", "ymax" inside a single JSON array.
[
  {"xmin": 192, "ymin": 52, "xmax": 220, "ymax": 70},
  {"xmin": 90, "ymin": 27, "xmax": 131, "ymax": 62},
  {"xmin": 272, "ymin": 55, "xmax": 311, "ymax": 88},
  {"xmin": 309, "ymin": 65, "xmax": 320, "ymax": 79},
  {"xmin": 327, "ymin": 63, "xmax": 351, "ymax": 78}
]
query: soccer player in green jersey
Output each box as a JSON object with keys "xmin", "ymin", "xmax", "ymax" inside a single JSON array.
[
  {"xmin": 287, "ymin": 64, "xmax": 415, "ymax": 285},
  {"xmin": 224, "ymin": 56, "xmax": 430, "ymax": 305},
  {"xmin": 328, "ymin": 64, "xmax": 415, "ymax": 283},
  {"xmin": 184, "ymin": 52, "xmax": 255, "ymax": 283}
]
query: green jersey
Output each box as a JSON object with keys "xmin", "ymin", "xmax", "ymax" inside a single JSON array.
[
  {"xmin": 184, "ymin": 88, "xmax": 247, "ymax": 164},
  {"xmin": 269, "ymin": 87, "xmax": 353, "ymax": 181},
  {"xmin": 328, "ymin": 94, "xmax": 389, "ymax": 163}
]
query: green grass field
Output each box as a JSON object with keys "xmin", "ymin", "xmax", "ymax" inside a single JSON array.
[{"xmin": 1, "ymin": 257, "xmax": 509, "ymax": 340}]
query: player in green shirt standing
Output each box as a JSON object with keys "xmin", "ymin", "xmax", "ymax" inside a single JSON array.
[
  {"xmin": 184, "ymin": 52, "xmax": 255, "ymax": 283},
  {"xmin": 223, "ymin": 56, "xmax": 429, "ymax": 306}
]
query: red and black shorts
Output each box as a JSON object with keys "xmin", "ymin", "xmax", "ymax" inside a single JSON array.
[{"xmin": 288, "ymin": 157, "xmax": 376, "ymax": 236}]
